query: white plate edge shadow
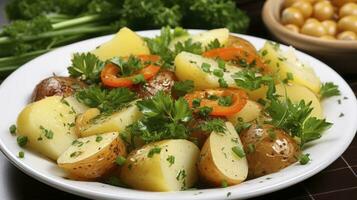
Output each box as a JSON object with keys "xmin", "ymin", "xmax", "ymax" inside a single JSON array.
[{"xmin": 0, "ymin": 29, "xmax": 356, "ymax": 200}]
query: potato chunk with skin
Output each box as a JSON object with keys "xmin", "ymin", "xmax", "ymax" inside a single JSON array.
[
  {"xmin": 174, "ymin": 52, "xmax": 242, "ymax": 90},
  {"xmin": 92, "ymin": 27, "xmax": 150, "ymax": 60},
  {"xmin": 120, "ymin": 139, "xmax": 200, "ymax": 191},
  {"xmin": 80, "ymin": 102, "xmax": 142, "ymax": 137},
  {"xmin": 17, "ymin": 96, "xmax": 78, "ymax": 160},
  {"xmin": 198, "ymin": 122, "xmax": 248, "ymax": 186},
  {"xmin": 240, "ymin": 124, "xmax": 300, "ymax": 178},
  {"xmin": 57, "ymin": 132, "xmax": 126, "ymax": 180}
]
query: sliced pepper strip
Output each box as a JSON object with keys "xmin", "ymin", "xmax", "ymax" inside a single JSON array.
[
  {"xmin": 184, "ymin": 89, "xmax": 248, "ymax": 116},
  {"xmin": 203, "ymin": 47, "xmax": 270, "ymax": 73},
  {"xmin": 101, "ymin": 55, "xmax": 161, "ymax": 88}
]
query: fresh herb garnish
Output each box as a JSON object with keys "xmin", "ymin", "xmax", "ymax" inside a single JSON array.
[
  {"xmin": 18, "ymin": 151, "xmax": 25, "ymax": 158},
  {"xmin": 70, "ymin": 151, "xmax": 82, "ymax": 158},
  {"xmin": 320, "ymin": 82, "xmax": 340, "ymax": 99},
  {"xmin": 75, "ymin": 85, "xmax": 136, "ymax": 114},
  {"xmin": 205, "ymin": 39, "xmax": 222, "ymax": 51},
  {"xmin": 218, "ymin": 95, "xmax": 233, "ymax": 107},
  {"xmin": 110, "ymin": 56, "xmax": 143, "ymax": 77},
  {"xmin": 232, "ymin": 146, "xmax": 245, "ymax": 158},
  {"xmin": 147, "ymin": 147, "xmax": 162, "ymax": 158},
  {"xmin": 172, "ymin": 80, "xmax": 194, "ymax": 97},
  {"xmin": 17, "ymin": 136, "xmax": 28, "ymax": 147},
  {"xmin": 221, "ymin": 180, "xmax": 228, "ymax": 188},
  {"xmin": 9, "ymin": 124, "xmax": 16, "ymax": 134},
  {"xmin": 197, "ymin": 106, "xmax": 213, "ymax": 117},
  {"xmin": 95, "ymin": 135, "xmax": 103, "ymax": 142},
  {"xmin": 115, "ymin": 156, "xmax": 126, "ymax": 166},
  {"xmin": 128, "ymin": 91, "xmax": 192, "ymax": 144},
  {"xmin": 198, "ymin": 118, "xmax": 226, "ymax": 134},
  {"xmin": 39, "ymin": 125, "xmax": 53, "ymax": 139},
  {"xmin": 266, "ymin": 98, "xmax": 332, "ymax": 146},
  {"xmin": 68, "ymin": 52, "xmax": 104, "ymax": 84},
  {"xmin": 166, "ymin": 155, "xmax": 175, "ymax": 166},
  {"xmin": 234, "ymin": 117, "xmax": 251, "ymax": 134},
  {"xmin": 298, "ymin": 153, "xmax": 310, "ymax": 165}
]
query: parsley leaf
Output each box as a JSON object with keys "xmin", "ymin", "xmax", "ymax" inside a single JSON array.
[
  {"xmin": 172, "ymin": 80, "xmax": 194, "ymax": 97},
  {"xmin": 147, "ymin": 146, "xmax": 162, "ymax": 158},
  {"xmin": 266, "ymin": 98, "xmax": 332, "ymax": 146},
  {"xmin": 75, "ymin": 85, "xmax": 136, "ymax": 114},
  {"xmin": 198, "ymin": 118, "xmax": 226, "ymax": 134},
  {"xmin": 320, "ymin": 82, "xmax": 340, "ymax": 99},
  {"xmin": 68, "ymin": 52, "xmax": 104, "ymax": 84},
  {"xmin": 205, "ymin": 38, "xmax": 222, "ymax": 51},
  {"xmin": 232, "ymin": 69, "xmax": 276, "ymax": 100},
  {"xmin": 127, "ymin": 91, "xmax": 192, "ymax": 144},
  {"xmin": 109, "ymin": 56, "xmax": 143, "ymax": 77}
]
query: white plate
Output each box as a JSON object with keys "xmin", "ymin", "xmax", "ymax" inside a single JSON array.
[{"xmin": 0, "ymin": 30, "xmax": 356, "ymax": 200}]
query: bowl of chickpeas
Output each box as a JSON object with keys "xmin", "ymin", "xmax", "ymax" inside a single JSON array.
[{"xmin": 262, "ymin": 0, "xmax": 357, "ymax": 74}]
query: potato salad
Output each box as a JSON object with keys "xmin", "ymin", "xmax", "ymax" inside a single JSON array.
[{"xmin": 12, "ymin": 27, "xmax": 340, "ymax": 191}]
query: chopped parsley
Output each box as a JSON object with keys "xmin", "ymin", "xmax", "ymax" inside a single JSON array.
[
  {"xmin": 39, "ymin": 126, "xmax": 53, "ymax": 139},
  {"xmin": 201, "ymin": 62, "xmax": 211, "ymax": 73},
  {"xmin": 72, "ymin": 140, "xmax": 84, "ymax": 147},
  {"xmin": 166, "ymin": 155, "xmax": 175, "ymax": 166},
  {"xmin": 247, "ymin": 143, "xmax": 255, "ymax": 153},
  {"xmin": 218, "ymin": 78, "xmax": 228, "ymax": 88},
  {"xmin": 95, "ymin": 135, "xmax": 103, "ymax": 142},
  {"xmin": 205, "ymin": 39, "xmax": 222, "ymax": 51},
  {"xmin": 132, "ymin": 74, "xmax": 146, "ymax": 84},
  {"xmin": 320, "ymin": 82, "xmax": 340, "ymax": 99},
  {"xmin": 115, "ymin": 156, "xmax": 126, "ymax": 166},
  {"xmin": 198, "ymin": 118, "xmax": 226, "ymax": 134},
  {"xmin": 9, "ymin": 124, "xmax": 16, "ymax": 134},
  {"xmin": 18, "ymin": 151, "xmax": 24, "ymax": 158},
  {"xmin": 298, "ymin": 153, "xmax": 310, "ymax": 165},
  {"xmin": 218, "ymin": 95, "xmax": 233, "ymax": 106},
  {"xmin": 234, "ymin": 117, "xmax": 251, "ymax": 134},
  {"xmin": 221, "ymin": 180, "xmax": 228, "ymax": 188},
  {"xmin": 176, "ymin": 169, "xmax": 187, "ymax": 181},
  {"xmin": 110, "ymin": 55, "xmax": 143, "ymax": 77},
  {"xmin": 197, "ymin": 106, "xmax": 213, "ymax": 117},
  {"xmin": 147, "ymin": 147, "xmax": 162, "ymax": 158},
  {"xmin": 232, "ymin": 146, "xmax": 245, "ymax": 158},
  {"xmin": 213, "ymin": 69, "xmax": 224, "ymax": 77},
  {"xmin": 192, "ymin": 98, "xmax": 201, "ymax": 108},
  {"xmin": 70, "ymin": 151, "xmax": 82, "ymax": 158},
  {"xmin": 17, "ymin": 136, "xmax": 28, "ymax": 147}
]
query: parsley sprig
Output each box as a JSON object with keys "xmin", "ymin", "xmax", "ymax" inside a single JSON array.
[
  {"xmin": 68, "ymin": 52, "xmax": 105, "ymax": 84},
  {"xmin": 127, "ymin": 91, "xmax": 192, "ymax": 144},
  {"xmin": 320, "ymin": 82, "xmax": 340, "ymax": 99},
  {"xmin": 75, "ymin": 85, "xmax": 136, "ymax": 114}
]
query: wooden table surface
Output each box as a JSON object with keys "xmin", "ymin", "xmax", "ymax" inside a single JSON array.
[{"xmin": 0, "ymin": 1, "xmax": 357, "ymax": 200}]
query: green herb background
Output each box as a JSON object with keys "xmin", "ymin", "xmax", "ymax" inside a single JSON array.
[{"xmin": 0, "ymin": 0, "xmax": 251, "ymax": 78}]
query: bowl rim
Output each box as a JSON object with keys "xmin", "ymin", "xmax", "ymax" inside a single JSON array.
[{"xmin": 263, "ymin": 0, "xmax": 357, "ymax": 50}]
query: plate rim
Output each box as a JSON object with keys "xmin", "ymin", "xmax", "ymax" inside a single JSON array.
[{"xmin": 0, "ymin": 29, "xmax": 356, "ymax": 200}]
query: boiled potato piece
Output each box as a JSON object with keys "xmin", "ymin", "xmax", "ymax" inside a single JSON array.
[
  {"xmin": 57, "ymin": 132, "xmax": 126, "ymax": 180},
  {"xmin": 80, "ymin": 102, "xmax": 142, "ymax": 137},
  {"xmin": 120, "ymin": 139, "xmax": 200, "ymax": 191},
  {"xmin": 92, "ymin": 27, "xmax": 150, "ymax": 60},
  {"xmin": 175, "ymin": 52, "xmax": 242, "ymax": 89},
  {"xmin": 260, "ymin": 42, "xmax": 321, "ymax": 94},
  {"xmin": 276, "ymin": 84, "xmax": 323, "ymax": 118},
  {"xmin": 246, "ymin": 84, "xmax": 323, "ymax": 118},
  {"xmin": 240, "ymin": 124, "xmax": 300, "ymax": 178},
  {"xmin": 17, "ymin": 96, "xmax": 78, "ymax": 160},
  {"xmin": 63, "ymin": 95, "xmax": 89, "ymax": 115},
  {"xmin": 198, "ymin": 122, "xmax": 248, "ymax": 186},
  {"xmin": 227, "ymin": 100, "xmax": 262, "ymax": 125},
  {"xmin": 169, "ymin": 28, "xmax": 229, "ymax": 50}
]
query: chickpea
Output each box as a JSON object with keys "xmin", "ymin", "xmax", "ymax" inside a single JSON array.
[
  {"xmin": 284, "ymin": 0, "xmax": 317, "ymax": 7},
  {"xmin": 281, "ymin": 7, "xmax": 305, "ymax": 26},
  {"xmin": 337, "ymin": 30, "xmax": 357, "ymax": 40},
  {"xmin": 338, "ymin": 15, "xmax": 357, "ymax": 33},
  {"xmin": 321, "ymin": 20, "xmax": 338, "ymax": 35},
  {"xmin": 292, "ymin": 0, "xmax": 313, "ymax": 18},
  {"xmin": 313, "ymin": 1, "xmax": 335, "ymax": 21},
  {"xmin": 301, "ymin": 19, "xmax": 327, "ymax": 37},
  {"xmin": 339, "ymin": 3, "xmax": 357, "ymax": 18},
  {"xmin": 331, "ymin": 0, "xmax": 357, "ymax": 7},
  {"xmin": 320, "ymin": 35, "xmax": 336, "ymax": 40},
  {"xmin": 285, "ymin": 24, "xmax": 300, "ymax": 33}
]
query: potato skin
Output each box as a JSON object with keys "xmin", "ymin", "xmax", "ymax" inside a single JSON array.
[
  {"xmin": 240, "ymin": 124, "xmax": 300, "ymax": 178},
  {"xmin": 58, "ymin": 136, "xmax": 126, "ymax": 180},
  {"xmin": 32, "ymin": 76, "xmax": 86, "ymax": 102}
]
